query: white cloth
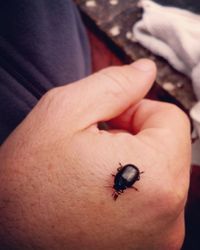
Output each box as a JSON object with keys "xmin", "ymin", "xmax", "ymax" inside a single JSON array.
[{"xmin": 133, "ymin": 0, "xmax": 200, "ymax": 100}]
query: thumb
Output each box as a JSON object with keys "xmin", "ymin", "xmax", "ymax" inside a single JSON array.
[{"xmin": 67, "ymin": 59, "xmax": 157, "ymax": 126}]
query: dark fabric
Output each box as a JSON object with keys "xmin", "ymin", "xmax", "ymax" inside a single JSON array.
[
  {"xmin": 182, "ymin": 165, "xmax": 200, "ymax": 250},
  {"xmin": 0, "ymin": 0, "xmax": 91, "ymax": 144}
]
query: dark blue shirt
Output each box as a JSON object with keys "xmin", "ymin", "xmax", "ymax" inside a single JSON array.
[{"xmin": 0, "ymin": 0, "xmax": 91, "ymax": 144}]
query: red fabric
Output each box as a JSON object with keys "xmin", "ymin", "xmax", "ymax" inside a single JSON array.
[{"xmin": 87, "ymin": 29, "xmax": 123, "ymax": 72}]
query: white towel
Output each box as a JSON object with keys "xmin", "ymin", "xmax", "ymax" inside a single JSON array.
[{"xmin": 133, "ymin": 0, "xmax": 200, "ymax": 100}]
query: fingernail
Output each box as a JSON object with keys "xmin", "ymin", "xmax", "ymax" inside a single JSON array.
[{"xmin": 132, "ymin": 59, "xmax": 155, "ymax": 72}]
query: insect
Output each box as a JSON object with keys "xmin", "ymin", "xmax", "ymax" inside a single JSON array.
[{"xmin": 112, "ymin": 163, "xmax": 144, "ymax": 200}]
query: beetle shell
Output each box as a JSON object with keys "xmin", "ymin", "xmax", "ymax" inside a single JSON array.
[{"xmin": 112, "ymin": 164, "xmax": 142, "ymax": 200}]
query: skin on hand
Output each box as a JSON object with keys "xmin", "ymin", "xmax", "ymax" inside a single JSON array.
[{"xmin": 0, "ymin": 59, "xmax": 191, "ymax": 250}]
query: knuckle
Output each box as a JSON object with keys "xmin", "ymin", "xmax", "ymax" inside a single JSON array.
[
  {"xmin": 155, "ymin": 179, "xmax": 186, "ymax": 219},
  {"xmin": 40, "ymin": 87, "xmax": 60, "ymax": 106},
  {"xmin": 165, "ymin": 103, "xmax": 190, "ymax": 123},
  {"xmin": 38, "ymin": 86, "xmax": 78, "ymax": 130},
  {"xmin": 162, "ymin": 103, "xmax": 181, "ymax": 114},
  {"xmin": 39, "ymin": 86, "xmax": 74, "ymax": 111},
  {"xmin": 160, "ymin": 103, "xmax": 191, "ymax": 131},
  {"xmin": 163, "ymin": 231, "xmax": 185, "ymax": 250},
  {"xmin": 37, "ymin": 87, "xmax": 69, "ymax": 119}
]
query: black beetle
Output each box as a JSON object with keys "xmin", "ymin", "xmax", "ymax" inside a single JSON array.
[{"xmin": 112, "ymin": 163, "xmax": 143, "ymax": 200}]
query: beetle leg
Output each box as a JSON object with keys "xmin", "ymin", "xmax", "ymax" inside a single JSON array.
[
  {"xmin": 138, "ymin": 171, "xmax": 144, "ymax": 180},
  {"xmin": 117, "ymin": 163, "xmax": 123, "ymax": 171},
  {"xmin": 112, "ymin": 191, "xmax": 119, "ymax": 201},
  {"xmin": 130, "ymin": 186, "xmax": 139, "ymax": 191},
  {"xmin": 113, "ymin": 194, "xmax": 118, "ymax": 201},
  {"xmin": 116, "ymin": 190, "xmax": 123, "ymax": 195}
]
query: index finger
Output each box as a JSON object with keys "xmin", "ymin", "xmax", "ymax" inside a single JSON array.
[
  {"xmin": 110, "ymin": 99, "xmax": 191, "ymax": 164},
  {"xmin": 132, "ymin": 100, "xmax": 190, "ymax": 134}
]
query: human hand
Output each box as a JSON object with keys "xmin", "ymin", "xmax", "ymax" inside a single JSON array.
[{"xmin": 0, "ymin": 59, "xmax": 191, "ymax": 250}]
